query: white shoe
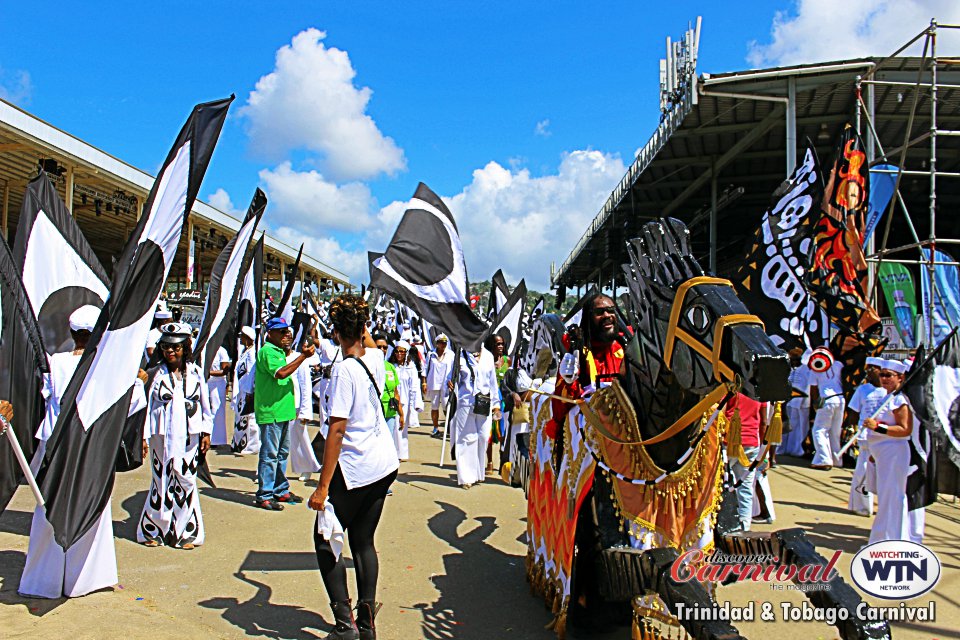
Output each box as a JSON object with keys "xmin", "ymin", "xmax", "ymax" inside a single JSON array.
[{"xmin": 299, "ymin": 473, "xmax": 311, "ymax": 482}]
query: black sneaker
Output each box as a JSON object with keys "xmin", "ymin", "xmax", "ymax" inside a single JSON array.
[{"xmin": 255, "ymin": 499, "xmax": 284, "ymax": 511}]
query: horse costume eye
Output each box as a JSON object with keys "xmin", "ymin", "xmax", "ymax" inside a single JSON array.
[{"xmin": 686, "ymin": 304, "xmax": 710, "ymax": 334}]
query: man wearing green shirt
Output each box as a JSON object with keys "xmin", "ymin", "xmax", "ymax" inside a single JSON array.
[{"xmin": 254, "ymin": 317, "xmax": 316, "ymax": 510}]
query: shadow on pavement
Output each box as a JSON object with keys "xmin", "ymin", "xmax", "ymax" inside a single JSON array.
[
  {"xmin": 116, "ymin": 490, "xmax": 148, "ymax": 541},
  {"xmin": 0, "ymin": 549, "xmax": 68, "ymax": 616},
  {"xmin": 199, "ymin": 571, "xmax": 328, "ymax": 639},
  {"xmin": 416, "ymin": 501, "xmax": 548, "ymax": 640},
  {"xmin": 0, "ymin": 508, "xmax": 31, "ymax": 536}
]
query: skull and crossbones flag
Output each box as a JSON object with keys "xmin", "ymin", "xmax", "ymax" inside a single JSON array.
[
  {"xmin": 735, "ymin": 145, "xmax": 829, "ymax": 352},
  {"xmin": 369, "ymin": 182, "xmax": 487, "ymax": 349},
  {"xmin": 36, "ymin": 97, "xmax": 232, "ymax": 549}
]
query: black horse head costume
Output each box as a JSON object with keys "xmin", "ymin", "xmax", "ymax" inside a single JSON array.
[{"xmin": 526, "ymin": 219, "xmax": 889, "ymax": 640}]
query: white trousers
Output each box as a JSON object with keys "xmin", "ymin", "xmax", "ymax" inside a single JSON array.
[
  {"xmin": 19, "ymin": 501, "xmax": 117, "ymax": 598},
  {"xmin": 869, "ymin": 438, "xmax": 911, "ymax": 543},
  {"xmin": 848, "ymin": 439, "xmax": 875, "ymax": 515},
  {"xmin": 781, "ymin": 403, "xmax": 810, "ymax": 457},
  {"xmin": 811, "ymin": 400, "xmax": 844, "ymax": 466},
  {"xmin": 289, "ymin": 418, "xmax": 320, "ymax": 474},
  {"xmin": 452, "ymin": 405, "xmax": 490, "ymax": 486},
  {"xmin": 394, "ymin": 412, "xmax": 411, "ymax": 460}
]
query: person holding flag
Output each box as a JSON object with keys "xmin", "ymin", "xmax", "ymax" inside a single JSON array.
[
  {"xmin": 137, "ymin": 323, "xmax": 212, "ymax": 549},
  {"xmin": 424, "ymin": 334, "xmax": 454, "ymax": 438},
  {"xmin": 231, "ymin": 326, "xmax": 261, "ymax": 455},
  {"xmin": 21, "ymin": 306, "xmax": 146, "ymax": 597}
]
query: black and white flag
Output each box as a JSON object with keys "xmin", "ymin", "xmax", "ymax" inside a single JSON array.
[
  {"xmin": 193, "ymin": 188, "xmax": 266, "ymax": 374},
  {"xmin": 0, "ymin": 235, "xmax": 49, "ymax": 513},
  {"xmin": 13, "ymin": 173, "xmax": 110, "ymax": 355},
  {"xmin": 237, "ymin": 235, "xmax": 264, "ymax": 343},
  {"xmin": 273, "ymin": 243, "xmax": 303, "ymax": 323},
  {"xmin": 489, "ymin": 268, "xmax": 509, "ymax": 317},
  {"xmin": 486, "ymin": 279, "xmax": 527, "ymax": 360},
  {"xmin": 369, "ymin": 182, "xmax": 487, "ymax": 349},
  {"xmin": 36, "ymin": 97, "xmax": 232, "ymax": 549}
]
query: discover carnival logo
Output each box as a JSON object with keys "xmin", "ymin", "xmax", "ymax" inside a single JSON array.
[{"xmin": 850, "ymin": 541, "xmax": 941, "ymax": 600}]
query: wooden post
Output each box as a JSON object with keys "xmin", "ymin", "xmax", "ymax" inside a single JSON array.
[{"xmin": 65, "ymin": 164, "xmax": 74, "ymax": 213}]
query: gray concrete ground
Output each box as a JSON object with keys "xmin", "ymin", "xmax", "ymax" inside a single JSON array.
[{"xmin": 1, "ymin": 408, "xmax": 957, "ymax": 640}]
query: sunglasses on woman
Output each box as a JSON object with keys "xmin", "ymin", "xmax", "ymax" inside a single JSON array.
[{"xmin": 879, "ymin": 372, "xmax": 898, "ymax": 378}]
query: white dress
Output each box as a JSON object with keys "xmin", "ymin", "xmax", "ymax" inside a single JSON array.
[
  {"xmin": 20, "ymin": 353, "xmax": 146, "ymax": 599},
  {"xmin": 231, "ymin": 346, "xmax": 260, "ymax": 454},
  {"xmin": 450, "ymin": 350, "xmax": 498, "ymax": 486},
  {"xmin": 394, "ymin": 360, "xmax": 423, "ymax": 460},
  {"xmin": 867, "ymin": 394, "xmax": 913, "ymax": 544},
  {"xmin": 138, "ymin": 363, "xmax": 213, "ymax": 548},
  {"xmin": 207, "ymin": 346, "xmax": 230, "ymax": 446},
  {"xmin": 288, "ymin": 352, "xmax": 321, "ymax": 475}
]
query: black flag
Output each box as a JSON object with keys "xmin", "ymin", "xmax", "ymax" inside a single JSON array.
[
  {"xmin": 13, "ymin": 173, "xmax": 110, "ymax": 354},
  {"xmin": 273, "ymin": 244, "xmax": 303, "ymax": 322},
  {"xmin": 237, "ymin": 235, "xmax": 264, "ymax": 345},
  {"xmin": 488, "ymin": 268, "xmax": 509, "ymax": 317},
  {"xmin": 193, "ymin": 189, "xmax": 266, "ymax": 373},
  {"xmin": 486, "ymin": 279, "xmax": 527, "ymax": 361},
  {"xmin": 369, "ymin": 182, "xmax": 487, "ymax": 349},
  {"xmin": 36, "ymin": 97, "xmax": 233, "ymax": 549},
  {"xmin": 0, "ymin": 236, "xmax": 49, "ymax": 513}
]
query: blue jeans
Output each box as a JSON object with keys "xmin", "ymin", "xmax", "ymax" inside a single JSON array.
[
  {"xmin": 732, "ymin": 446, "xmax": 760, "ymax": 531},
  {"xmin": 257, "ymin": 421, "xmax": 291, "ymax": 501}
]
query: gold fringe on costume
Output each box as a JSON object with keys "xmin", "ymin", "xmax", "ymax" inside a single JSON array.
[
  {"xmin": 725, "ymin": 405, "xmax": 751, "ymax": 467},
  {"xmin": 765, "ymin": 401, "xmax": 784, "ymax": 445}
]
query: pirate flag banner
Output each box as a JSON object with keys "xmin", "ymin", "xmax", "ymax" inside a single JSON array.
[
  {"xmin": 735, "ymin": 145, "xmax": 828, "ymax": 352},
  {"xmin": 486, "ymin": 279, "xmax": 527, "ymax": 362},
  {"xmin": 237, "ymin": 234, "xmax": 264, "ymax": 341},
  {"xmin": 0, "ymin": 235, "xmax": 49, "ymax": 514},
  {"xmin": 806, "ymin": 125, "xmax": 881, "ymax": 338},
  {"xmin": 193, "ymin": 188, "xmax": 266, "ymax": 374},
  {"xmin": 36, "ymin": 96, "xmax": 233, "ymax": 549},
  {"xmin": 370, "ymin": 182, "xmax": 487, "ymax": 349},
  {"xmin": 489, "ymin": 268, "xmax": 509, "ymax": 317},
  {"xmin": 13, "ymin": 172, "xmax": 110, "ymax": 355}
]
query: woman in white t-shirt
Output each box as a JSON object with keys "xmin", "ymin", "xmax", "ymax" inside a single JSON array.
[
  {"xmin": 863, "ymin": 359, "xmax": 918, "ymax": 543},
  {"xmin": 308, "ymin": 294, "xmax": 398, "ymax": 640}
]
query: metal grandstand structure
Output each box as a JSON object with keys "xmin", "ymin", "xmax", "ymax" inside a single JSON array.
[{"xmin": 552, "ymin": 19, "xmax": 960, "ymax": 345}]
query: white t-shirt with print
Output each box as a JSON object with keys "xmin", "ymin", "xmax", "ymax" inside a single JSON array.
[{"xmin": 327, "ymin": 347, "xmax": 399, "ymax": 490}]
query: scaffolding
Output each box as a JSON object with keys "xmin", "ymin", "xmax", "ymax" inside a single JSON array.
[{"xmin": 859, "ymin": 20, "xmax": 960, "ymax": 347}]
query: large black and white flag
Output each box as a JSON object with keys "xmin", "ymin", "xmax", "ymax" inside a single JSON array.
[
  {"xmin": 193, "ymin": 189, "xmax": 266, "ymax": 374},
  {"xmin": 36, "ymin": 97, "xmax": 232, "ymax": 549},
  {"xmin": 369, "ymin": 182, "xmax": 487, "ymax": 349},
  {"xmin": 13, "ymin": 173, "xmax": 110, "ymax": 355},
  {"xmin": 0, "ymin": 235, "xmax": 49, "ymax": 513},
  {"xmin": 237, "ymin": 235, "xmax": 264, "ymax": 340},
  {"xmin": 486, "ymin": 279, "xmax": 527, "ymax": 360},
  {"xmin": 488, "ymin": 269, "xmax": 509, "ymax": 317},
  {"xmin": 273, "ymin": 243, "xmax": 303, "ymax": 323}
]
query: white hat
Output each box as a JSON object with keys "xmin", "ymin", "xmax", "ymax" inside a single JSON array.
[
  {"xmin": 881, "ymin": 359, "xmax": 908, "ymax": 374},
  {"xmin": 69, "ymin": 305, "xmax": 100, "ymax": 332},
  {"xmin": 865, "ymin": 356, "xmax": 885, "ymax": 368},
  {"xmin": 240, "ymin": 326, "xmax": 256, "ymax": 342},
  {"xmin": 395, "ymin": 340, "xmax": 411, "ymax": 350},
  {"xmin": 155, "ymin": 310, "xmax": 173, "ymax": 320},
  {"xmin": 158, "ymin": 322, "xmax": 193, "ymax": 345},
  {"xmin": 436, "ymin": 333, "xmax": 449, "ymax": 343}
]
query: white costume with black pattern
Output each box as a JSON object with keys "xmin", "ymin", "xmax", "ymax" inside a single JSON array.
[
  {"xmin": 138, "ymin": 362, "xmax": 212, "ymax": 547},
  {"xmin": 231, "ymin": 346, "xmax": 260, "ymax": 454}
]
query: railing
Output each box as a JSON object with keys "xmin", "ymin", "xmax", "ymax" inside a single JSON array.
[{"xmin": 552, "ymin": 82, "xmax": 694, "ymax": 287}]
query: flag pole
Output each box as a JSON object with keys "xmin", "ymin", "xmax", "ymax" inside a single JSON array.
[
  {"xmin": 1, "ymin": 417, "xmax": 44, "ymax": 507},
  {"xmin": 834, "ymin": 327, "xmax": 957, "ymax": 463}
]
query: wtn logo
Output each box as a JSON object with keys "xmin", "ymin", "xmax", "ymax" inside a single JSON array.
[{"xmin": 852, "ymin": 542, "xmax": 940, "ymax": 600}]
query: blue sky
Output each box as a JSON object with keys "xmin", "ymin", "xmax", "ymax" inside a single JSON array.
[{"xmin": 1, "ymin": 1, "xmax": 955, "ymax": 290}]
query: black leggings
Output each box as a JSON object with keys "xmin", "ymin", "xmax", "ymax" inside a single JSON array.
[{"xmin": 314, "ymin": 466, "xmax": 397, "ymax": 603}]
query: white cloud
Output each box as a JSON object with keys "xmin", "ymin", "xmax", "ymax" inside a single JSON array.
[
  {"xmin": 749, "ymin": 0, "xmax": 960, "ymax": 67},
  {"xmin": 207, "ymin": 187, "xmax": 241, "ymax": 217},
  {"xmin": 258, "ymin": 162, "xmax": 375, "ymax": 232},
  {"xmin": 371, "ymin": 150, "xmax": 625, "ymax": 291},
  {"xmin": 273, "ymin": 226, "xmax": 368, "ymax": 283},
  {"xmin": 0, "ymin": 67, "xmax": 32, "ymax": 104},
  {"xmin": 240, "ymin": 28, "xmax": 405, "ymax": 181},
  {"xmin": 535, "ymin": 119, "xmax": 551, "ymax": 137}
]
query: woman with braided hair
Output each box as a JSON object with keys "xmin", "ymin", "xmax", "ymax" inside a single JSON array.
[{"xmin": 308, "ymin": 294, "xmax": 398, "ymax": 640}]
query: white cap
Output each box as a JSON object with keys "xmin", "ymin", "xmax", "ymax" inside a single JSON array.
[
  {"xmin": 155, "ymin": 310, "xmax": 173, "ymax": 320},
  {"xmin": 865, "ymin": 357, "xmax": 885, "ymax": 368},
  {"xmin": 436, "ymin": 333, "xmax": 449, "ymax": 343},
  {"xmin": 69, "ymin": 305, "xmax": 100, "ymax": 332},
  {"xmin": 395, "ymin": 340, "xmax": 411, "ymax": 350},
  {"xmin": 882, "ymin": 359, "xmax": 908, "ymax": 374},
  {"xmin": 240, "ymin": 326, "xmax": 256, "ymax": 342}
]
